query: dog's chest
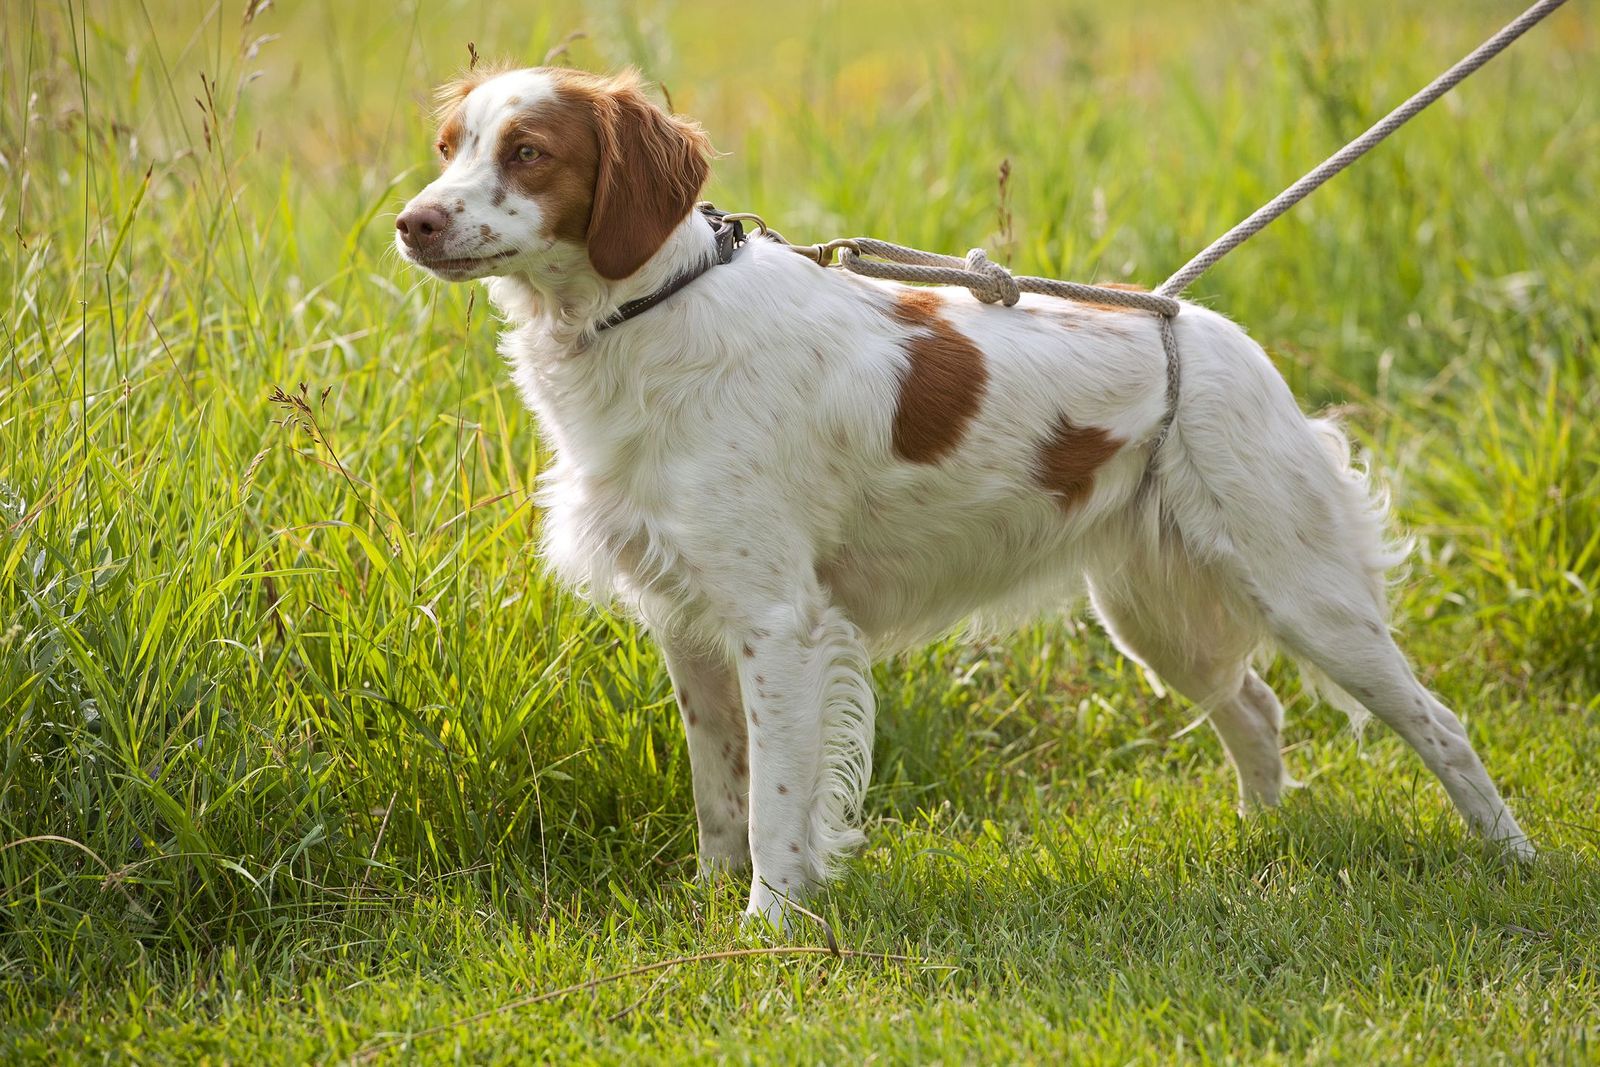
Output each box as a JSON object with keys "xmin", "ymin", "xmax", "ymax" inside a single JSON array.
[{"xmin": 518, "ymin": 356, "xmax": 725, "ymax": 610}]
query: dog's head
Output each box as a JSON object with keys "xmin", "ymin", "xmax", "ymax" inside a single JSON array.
[{"xmin": 395, "ymin": 67, "xmax": 711, "ymax": 285}]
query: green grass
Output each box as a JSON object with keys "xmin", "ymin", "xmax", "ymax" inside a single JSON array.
[{"xmin": 3, "ymin": 0, "xmax": 1598, "ymax": 1062}]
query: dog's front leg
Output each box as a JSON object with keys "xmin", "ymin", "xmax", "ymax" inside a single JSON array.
[
  {"xmin": 734, "ymin": 600, "xmax": 874, "ymax": 930},
  {"xmin": 657, "ymin": 637, "xmax": 751, "ymax": 877}
]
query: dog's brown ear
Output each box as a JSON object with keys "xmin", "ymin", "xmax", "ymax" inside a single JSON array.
[{"xmin": 586, "ymin": 78, "xmax": 711, "ymax": 281}]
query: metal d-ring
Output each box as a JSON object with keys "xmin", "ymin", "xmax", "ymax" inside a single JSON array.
[
  {"xmin": 718, "ymin": 212, "xmax": 770, "ymax": 237},
  {"xmin": 785, "ymin": 237, "xmax": 861, "ymax": 267}
]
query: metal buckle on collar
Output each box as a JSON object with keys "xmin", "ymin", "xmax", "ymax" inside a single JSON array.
[{"xmin": 696, "ymin": 203, "xmax": 753, "ymax": 264}]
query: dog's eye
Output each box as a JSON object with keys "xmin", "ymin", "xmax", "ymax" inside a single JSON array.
[
  {"xmin": 436, "ymin": 141, "xmax": 450, "ymax": 160},
  {"xmin": 515, "ymin": 145, "xmax": 541, "ymax": 163}
]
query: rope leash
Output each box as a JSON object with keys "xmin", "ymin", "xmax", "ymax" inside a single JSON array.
[
  {"xmin": 746, "ymin": 0, "xmax": 1569, "ymax": 447},
  {"xmin": 1156, "ymin": 0, "xmax": 1570, "ymax": 298}
]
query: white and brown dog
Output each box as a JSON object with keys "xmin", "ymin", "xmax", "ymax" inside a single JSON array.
[{"xmin": 396, "ymin": 66, "xmax": 1531, "ymax": 927}]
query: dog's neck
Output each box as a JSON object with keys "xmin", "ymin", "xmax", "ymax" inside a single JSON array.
[{"xmin": 487, "ymin": 213, "xmax": 717, "ymax": 352}]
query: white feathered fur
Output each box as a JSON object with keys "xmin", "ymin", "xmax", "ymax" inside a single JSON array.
[{"xmin": 395, "ymin": 67, "xmax": 1532, "ymax": 927}]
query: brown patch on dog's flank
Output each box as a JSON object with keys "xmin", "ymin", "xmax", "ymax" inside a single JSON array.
[
  {"xmin": 1034, "ymin": 414, "xmax": 1123, "ymax": 511},
  {"xmin": 887, "ymin": 288, "xmax": 988, "ymax": 463}
]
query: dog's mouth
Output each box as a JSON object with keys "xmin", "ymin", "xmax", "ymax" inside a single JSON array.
[{"xmin": 407, "ymin": 248, "xmax": 519, "ymax": 278}]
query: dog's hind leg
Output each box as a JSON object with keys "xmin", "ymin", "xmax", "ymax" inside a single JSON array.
[
  {"xmin": 1252, "ymin": 570, "xmax": 1532, "ymax": 855},
  {"xmin": 1088, "ymin": 547, "xmax": 1287, "ymax": 809},
  {"xmin": 1152, "ymin": 309, "xmax": 1530, "ymax": 853}
]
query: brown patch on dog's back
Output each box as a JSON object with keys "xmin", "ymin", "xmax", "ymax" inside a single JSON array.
[
  {"xmin": 894, "ymin": 288, "xmax": 945, "ymax": 322},
  {"xmin": 1034, "ymin": 414, "xmax": 1123, "ymax": 511},
  {"xmin": 887, "ymin": 289, "xmax": 988, "ymax": 463}
]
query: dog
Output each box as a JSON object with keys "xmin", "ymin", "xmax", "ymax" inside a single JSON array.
[{"xmin": 395, "ymin": 65, "xmax": 1532, "ymax": 927}]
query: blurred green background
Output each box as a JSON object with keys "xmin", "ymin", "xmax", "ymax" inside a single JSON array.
[{"xmin": 1, "ymin": 1, "xmax": 1597, "ymax": 1062}]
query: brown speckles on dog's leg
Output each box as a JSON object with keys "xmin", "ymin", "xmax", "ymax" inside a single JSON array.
[
  {"xmin": 789, "ymin": 842, "xmax": 801, "ymax": 853},
  {"xmin": 1033, "ymin": 414, "xmax": 1123, "ymax": 512},
  {"xmin": 886, "ymin": 288, "xmax": 988, "ymax": 463},
  {"xmin": 742, "ymin": 643, "xmax": 755, "ymax": 658},
  {"xmin": 776, "ymin": 784, "xmax": 788, "ymax": 795}
]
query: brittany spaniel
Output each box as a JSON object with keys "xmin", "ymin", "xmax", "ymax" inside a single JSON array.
[{"xmin": 395, "ymin": 66, "xmax": 1532, "ymax": 928}]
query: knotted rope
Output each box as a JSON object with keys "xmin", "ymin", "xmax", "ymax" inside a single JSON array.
[
  {"xmin": 807, "ymin": 238, "xmax": 1185, "ymax": 444},
  {"xmin": 767, "ymin": 0, "xmax": 1568, "ymax": 448},
  {"xmin": 828, "ymin": 239, "xmax": 1180, "ymax": 316}
]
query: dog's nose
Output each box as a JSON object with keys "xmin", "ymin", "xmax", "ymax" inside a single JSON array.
[{"xmin": 396, "ymin": 204, "xmax": 450, "ymax": 251}]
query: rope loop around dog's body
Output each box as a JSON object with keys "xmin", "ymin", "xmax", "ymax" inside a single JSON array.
[{"xmin": 802, "ymin": 236, "xmax": 1186, "ymax": 447}]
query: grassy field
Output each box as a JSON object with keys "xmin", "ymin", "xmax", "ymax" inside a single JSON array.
[{"xmin": 2, "ymin": 0, "xmax": 1598, "ymax": 1061}]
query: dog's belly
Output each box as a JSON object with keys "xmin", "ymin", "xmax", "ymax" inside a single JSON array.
[
  {"xmin": 822, "ymin": 535, "xmax": 1089, "ymax": 652},
  {"xmin": 817, "ymin": 462, "xmax": 1136, "ymax": 651}
]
